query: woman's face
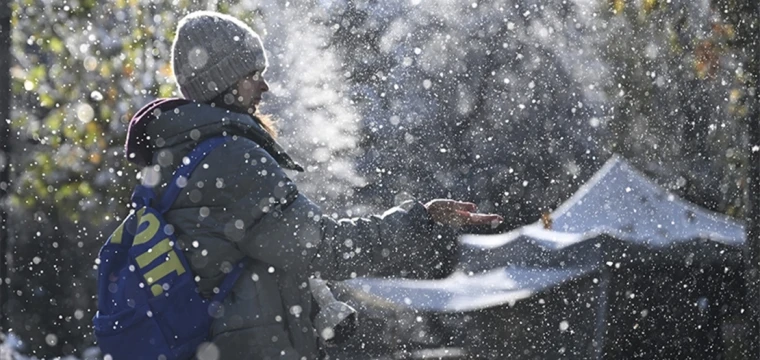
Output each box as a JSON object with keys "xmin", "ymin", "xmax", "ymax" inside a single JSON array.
[{"xmin": 235, "ymin": 71, "xmax": 269, "ymax": 112}]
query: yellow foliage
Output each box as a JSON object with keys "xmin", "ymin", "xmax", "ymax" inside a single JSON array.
[
  {"xmin": 34, "ymin": 153, "xmax": 52, "ymax": 175},
  {"xmin": 643, "ymin": 0, "xmax": 657, "ymax": 14},
  {"xmin": 729, "ymin": 89, "xmax": 741, "ymax": 105},
  {"xmin": 694, "ymin": 40, "xmax": 719, "ymax": 79},
  {"xmin": 78, "ymin": 182, "xmax": 94, "ymax": 197},
  {"xmin": 27, "ymin": 65, "xmax": 46, "ymax": 83},
  {"xmin": 45, "ymin": 110, "xmax": 63, "ymax": 131},
  {"xmin": 39, "ymin": 93, "xmax": 55, "ymax": 108},
  {"xmin": 612, "ymin": 0, "xmax": 625, "ymax": 14},
  {"xmin": 712, "ymin": 23, "xmax": 735, "ymax": 40},
  {"xmin": 63, "ymin": 123, "xmax": 78, "ymax": 139},
  {"xmin": 108, "ymin": 86, "xmax": 118, "ymax": 101},
  {"xmin": 86, "ymin": 121, "xmax": 99, "ymax": 134},
  {"xmin": 124, "ymin": 62, "xmax": 134, "ymax": 78},
  {"xmin": 48, "ymin": 37, "xmax": 65, "ymax": 54},
  {"xmin": 159, "ymin": 63, "xmax": 173, "ymax": 78},
  {"xmin": 159, "ymin": 83, "xmax": 175, "ymax": 98},
  {"xmin": 10, "ymin": 3, "xmax": 19, "ymax": 28},
  {"xmin": 724, "ymin": 25, "xmax": 735, "ymax": 39},
  {"xmin": 84, "ymin": 122, "xmax": 100, "ymax": 147},
  {"xmin": 100, "ymin": 63, "xmax": 112, "ymax": 78},
  {"xmin": 55, "ymin": 183, "xmax": 75, "ymax": 203}
]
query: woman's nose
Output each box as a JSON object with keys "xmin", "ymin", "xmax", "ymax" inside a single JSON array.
[{"xmin": 262, "ymin": 81, "xmax": 270, "ymax": 92}]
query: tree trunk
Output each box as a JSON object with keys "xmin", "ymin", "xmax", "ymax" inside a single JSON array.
[{"xmin": 0, "ymin": 0, "xmax": 11, "ymax": 333}]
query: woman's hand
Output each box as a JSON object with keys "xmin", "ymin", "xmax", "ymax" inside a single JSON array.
[{"xmin": 424, "ymin": 199, "xmax": 504, "ymax": 227}]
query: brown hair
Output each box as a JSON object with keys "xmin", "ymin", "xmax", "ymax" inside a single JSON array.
[{"xmin": 255, "ymin": 113, "xmax": 278, "ymax": 139}]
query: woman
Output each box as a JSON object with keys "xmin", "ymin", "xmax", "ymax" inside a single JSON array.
[{"xmin": 125, "ymin": 11, "xmax": 502, "ymax": 359}]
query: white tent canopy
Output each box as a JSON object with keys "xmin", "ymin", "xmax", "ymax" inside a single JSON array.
[
  {"xmin": 532, "ymin": 155, "xmax": 744, "ymax": 246},
  {"xmin": 340, "ymin": 266, "xmax": 592, "ymax": 313},
  {"xmin": 459, "ymin": 156, "xmax": 745, "ymax": 273}
]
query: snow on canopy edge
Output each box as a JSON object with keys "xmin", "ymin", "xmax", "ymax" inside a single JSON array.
[{"xmin": 544, "ymin": 155, "xmax": 745, "ymax": 246}]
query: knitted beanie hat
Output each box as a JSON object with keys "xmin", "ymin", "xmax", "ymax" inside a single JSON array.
[{"xmin": 171, "ymin": 11, "xmax": 268, "ymax": 102}]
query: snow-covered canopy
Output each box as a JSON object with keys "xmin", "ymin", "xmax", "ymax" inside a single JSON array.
[
  {"xmin": 459, "ymin": 155, "xmax": 745, "ymax": 272},
  {"xmin": 537, "ymin": 155, "xmax": 745, "ymax": 246},
  {"xmin": 340, "ymin": 266, "xmax": 591, "ymax": 313}
]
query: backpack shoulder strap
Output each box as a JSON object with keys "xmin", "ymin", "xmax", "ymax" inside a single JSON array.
[
  {"xmin": 156, "ymin": 136, "xmax": 229, "ymax": 214},
  {"xmin": 212, "ymin": 259, "xmax": 250, "ymax": 303}
]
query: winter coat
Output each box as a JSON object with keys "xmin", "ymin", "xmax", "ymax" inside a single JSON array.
[{"xmin": 124, "ymin": 99, "xmax": 445, "ymax": 359}]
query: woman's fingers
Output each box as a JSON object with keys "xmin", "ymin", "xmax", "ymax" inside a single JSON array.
[
  {"xmin": 425, "ymin": 199, "xmax": 503, "ymax": 226},
  {"xmin": 454, "ymin": 210, "xmax": 503, "ymax": 225},
  {"xmin": 451, "ymin": 201, "xmax": 477, "ymax": 212},
  {"xmin": 430, "ymin": 200, "xmax": 476, "ymax": 212},
  {"xmin": 468, "ymin": 213, "xmax": 504, "ymax": 225}
]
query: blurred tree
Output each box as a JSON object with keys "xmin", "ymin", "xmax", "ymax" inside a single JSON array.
[
  {"xmin": 7, "ymin": 0, "xmax": 166, "ymax": 355},
  {"xmin": 3, "ymin": 0, "xmax": 759, "ymax": 357},
  {"xmin": 4, "ymin": 0, "xmax": 223, "ymax": 356},
  {"xmin": 707, "ymin": 0, "xmax": 760, "ymax": 356},
  {"xmin": 0, "ymin": 0, "xmax": 11, "ymax": 334},
  {"xmin": 596, "ymin": 0, "xmax": 747, "ymax": 216}
]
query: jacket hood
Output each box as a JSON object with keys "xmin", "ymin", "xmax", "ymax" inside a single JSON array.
[{"xmin": 125, "ymin": 98, "xmax": 304, "ymax": 172}]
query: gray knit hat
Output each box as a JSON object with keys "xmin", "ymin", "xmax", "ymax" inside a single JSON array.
[{"xmin": 171, "ymin": 11, "xmax": 268, "ymax": 102}]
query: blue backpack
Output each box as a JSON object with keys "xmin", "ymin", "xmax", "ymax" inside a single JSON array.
[{"xmin": 93, "ymin": 136, "xmax": 244, "ymax": 360}]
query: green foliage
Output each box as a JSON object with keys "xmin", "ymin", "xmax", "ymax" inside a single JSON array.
[{"xmin": 7, "ymin": 0, "xmax": 184, "ymax": 356}]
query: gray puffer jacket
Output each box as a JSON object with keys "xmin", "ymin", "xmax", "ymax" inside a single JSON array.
[{"xmin": 125, "ymin": 99, "xmax": 443, "ymax": 359}]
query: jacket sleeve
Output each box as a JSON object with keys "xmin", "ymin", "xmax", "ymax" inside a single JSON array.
[{"xmin": 221, "ymin": 138, "xmax": 441, "ymax": 280}]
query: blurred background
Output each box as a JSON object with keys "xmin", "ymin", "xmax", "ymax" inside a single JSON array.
[{"xmin": 1, "ymin": 0, "xmax": 759, "ymax": 358}]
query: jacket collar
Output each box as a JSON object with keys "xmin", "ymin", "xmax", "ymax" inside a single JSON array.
[{"xmin": 125, "ymin": 98, "xmax": 304, "ymax": 172}]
